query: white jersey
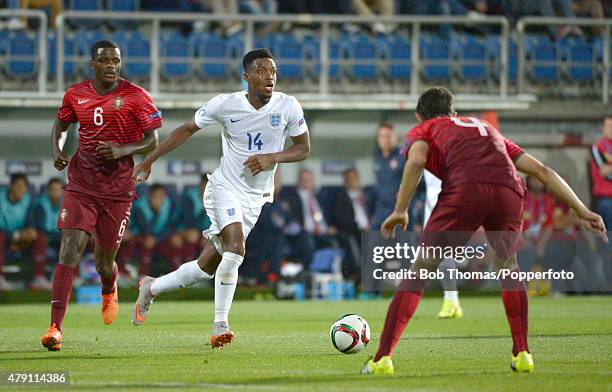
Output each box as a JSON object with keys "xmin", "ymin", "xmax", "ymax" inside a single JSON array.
[
  {"xmin": 423, "ymin": 170, "xmax": 442, "ymax": 226},
  {"xmin": 194, "ymin": 91, "xmax": 308, "ymax": 208}
]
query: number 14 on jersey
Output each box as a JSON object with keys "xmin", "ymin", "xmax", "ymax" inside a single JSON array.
[{"xmin": 247, "ymin": 132, "xmax": 263, "ymax": 151}]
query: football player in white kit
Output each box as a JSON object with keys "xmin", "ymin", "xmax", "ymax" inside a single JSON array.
[
  {"xmin": 423, "ymin": 170, "xmax": 463, "ymax": 319},
  {"xmin": 130, "ymin": 49, "xmax": 310, "ymax": 349}
]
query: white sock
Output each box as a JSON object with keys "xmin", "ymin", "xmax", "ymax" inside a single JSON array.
[
  {"xmin": 214, "ymin": 252, "xmax": 243, "ymax": 323},
  {"xmin": 151, "ymin": 260, "xmax": 213, "ymax": 295},
  {"xmin": 444, "ymin": 290, "xmax": 459, "ymax": 303}
]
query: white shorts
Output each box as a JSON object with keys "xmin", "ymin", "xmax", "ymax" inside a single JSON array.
[{"xmin": 202, "ymin": 180, "xmax": 263, "ymax": 253}]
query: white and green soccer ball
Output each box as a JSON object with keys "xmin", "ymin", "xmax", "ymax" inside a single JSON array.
[{"xmin": 330, "ymin": 314, "xmax": 370, "ymax": 354}]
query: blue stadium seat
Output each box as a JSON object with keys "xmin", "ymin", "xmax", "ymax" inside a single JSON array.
[
  {"xmin": 160, "ymin": 31, "xmax": 190, "ymax": 80},
  {"xmin": 190, "ymin": 32, "xmax": 228, "ymax": 79},
  {"xmin": 47, "ymin": 32, "xmax": 75, "ymax": 79},
  {"xmin": 274, "ymin": 34, "xmax": 303, "ymax": 79},
  {"xmin": 349, "ymin": 33, "xmax": 378, "ymax": 80},
  {"xmin": 107, "ymin": 0, "xmax": 138, "ymax": 11},
  {"xmin": 485, "ymin": 35, "xmax": 518, "ymax": 82},
  {"xmin": 69, "ymin": 0, "xmax": 101, "ymax": 10},
  {"xmin": 112, "ymin": 30, "xmax": 151, "ymax": 79},
  {"xmin": 525, "ymin": 34, "xmax": 558, "ymax": 82},
  {"xmin": 384, "ymin": 33, "xmax": 411, "ymax": 80},
  {"xmin": 303, "ymin": 35, "xmax": 342, "ymax": 81},
  {"xmin": 420, "ymin": 34, "xmax": 450, "ymax": 81},
  {"xmin": 7, "ymin": 30, "xmax": 37, "ymax": 78},
  {"xmin": 0, "ymin": 29, "xmax": 9, "ymax": 56},
  {"xmin": 452, "ymin": 33, "xmax": 487, "ymax": 82},
  {"xmin": 559, "ymin": 38, "xmax": 594, "ymax": 82}
]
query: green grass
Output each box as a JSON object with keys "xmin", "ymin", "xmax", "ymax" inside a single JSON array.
[{"xmin": 1, "ymin": 296, "xmax": 611, "ymax": 391}]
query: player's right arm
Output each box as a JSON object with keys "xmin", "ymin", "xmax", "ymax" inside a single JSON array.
[
  {"xmin": 132, "ymin": 115, "xmax": 200, "ymax": 182},
  {"xmin": 51, "ymin": 119, "xmax": 71, "ymax": 171},
  {"xmin": 514, "ymin": 152, "xmax": 607, "ymax": 242}
]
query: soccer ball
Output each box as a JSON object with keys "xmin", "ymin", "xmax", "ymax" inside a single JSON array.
[{"xmin": 330, "ymin": 314, "xmax": 370, "ymax": 354}]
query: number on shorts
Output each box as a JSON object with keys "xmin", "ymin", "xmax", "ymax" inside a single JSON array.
[
  {"xmin": 93, "ymin": 107, "xmax": 104, "ymax": 126},
  {"xmin": 118, "ymin": 218, "xmax": 127, "ymax": 238},
  {"xmin": 451, "ymin": 117, "xmax": 488, "ymax": 136}
]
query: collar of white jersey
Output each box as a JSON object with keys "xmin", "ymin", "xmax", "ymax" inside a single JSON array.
[{"xmin": 241, "ymin": 91, "xmax": 278, "ymax": 112}]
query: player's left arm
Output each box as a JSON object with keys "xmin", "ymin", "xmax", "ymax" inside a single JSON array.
[
  {"xmin": 244, "ymin": 131, "xmax": 310, "ymax": 176},
  {"xmin": 381, "ymin": 140, "xmax": 429, "ymax": 239},
  {"xmin": 514, "ymin": 152, "xmax": 607, "ymax": 242},
  {"xmin": 96, "ymin": 130, "xmax": 159, "ymax": 160}
]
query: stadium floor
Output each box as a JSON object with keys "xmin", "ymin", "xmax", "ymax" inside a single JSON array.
[{"xmin": 1, "ymin": 297, "xmax": 611, "ymax": 391}]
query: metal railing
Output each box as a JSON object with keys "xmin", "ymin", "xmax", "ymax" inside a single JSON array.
[
  {"xmin": 517, "ymin": 17, "xmax": 612, "ymax": 104},
  {"xmin": 0, "ymin": 9, "xmax": 47, "ymax": 94},
  {"xmin": 54, "ymin": 12, "xmax": 510, "ymax": 97}
]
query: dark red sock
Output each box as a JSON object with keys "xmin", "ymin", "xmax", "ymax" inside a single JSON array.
[
  {"xmin": 374, "ymin": 278, "xmax": 425, "ymax": 361},
  {"xmin": 500, "ymin": 269, "xmax": 529, "ymax": 356},
  {"xmin": 32, "ymin": 232, "xmax": 49, "ymax": 277},
  {"xmin": 100, "ymin": 262, "xmax": 118, "ymax": 295},
  {"xmin": 50, "ymin": 264, "xmax": 76, "ymax": 331}
]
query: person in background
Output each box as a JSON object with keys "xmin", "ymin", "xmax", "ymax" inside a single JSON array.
[
  {"xmin": 285, "ymin": 168, "xmax": 337, "ymax": 267},
  {"xmin": 181, "ymin": 173, "xmax": 212, "ymax": 262},
  {"xmin": 330, "ymin": 168, "xmax": 370, "ymax": 278},
  {"xmin": 372, "ymin": 123, "xmax": 404, "ymax": 230},
  {"xmin": 350, "ymin": 0, "xmax": 395, "ymax": 33},
  {"xmin": 126, "ymin": 184, "xmax": 183, "ymax": 277},
  {"xmin": 590, "ymin": 116, "xmax": 612, "ymax": 284},
  {"xmin": 30, "ymin": 177, "xmax": 65, "ymax": 286},
  {"xmin": 0, "ymin": 173, "xmax": 49, "ymax": 291},
  {"xmin": 244, "ymin": 170, "xmax": 288, "ymax": 284}
]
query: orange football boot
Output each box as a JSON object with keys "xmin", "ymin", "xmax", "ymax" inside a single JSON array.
[
  {"xmin": 40, "ymin": 323, "xmax": 62, "ymax": 351},
  {"xmin": 101, "ymin": 285, "xmax": 119, "ymax": 325},
  {"xmin": 210, "ymin": 321, "xmax": 235, "ymax": 350}
]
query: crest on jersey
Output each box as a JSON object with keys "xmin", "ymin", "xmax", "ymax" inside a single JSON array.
[
  {"xmin": 113, "ymin": 96, "xmax": 123, "ymax": 109},
  {"xmin": 269, "ymin": 113, "xmax": 281, "ymax": 129}
]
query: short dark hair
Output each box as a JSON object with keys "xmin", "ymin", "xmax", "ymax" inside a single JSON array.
[
  {"xmin": 416, "ymin": 87, "xmax": 455, "ymax": 121},
  {"xmin": 10, "ymin": 173, "xmax": 28, "ymax": 186},
  {"xmin": 92, "ymin": 40, "xmax": 120, "ymax": 60},
  {"xmin": 149, "ymin": 183, "xmax": 166, "ymax": 194},
  {"xmin": 243, "ymin": 48, "xmax": 275, "ymax": 72},
  {"xmin": 343, "ymin": 168, "xmax": 358, "ymax": 178},
  {"xmin": 378, "ymin": 122, "xmax": 394, "ymax": 131},
  {"xmin": 47, "ymin": 177, "xmax": 64, "ymax": 187},
  {"xmin": 200, "ymin": 172, "xmax": 210, "ymax": 183}
]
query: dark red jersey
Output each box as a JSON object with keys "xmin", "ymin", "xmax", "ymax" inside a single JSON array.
[
  {"xmin": 404, "ymin": 116, "xmax": 525, "ymax": 197},
  {"xmin": 57, "ymin": 79, "xmax": 162, "ymax": 201}
]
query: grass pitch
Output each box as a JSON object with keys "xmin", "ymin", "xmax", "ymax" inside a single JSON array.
[{"xmin": 1, "ymin": 296, "xmax": 611, "ymax": 391}]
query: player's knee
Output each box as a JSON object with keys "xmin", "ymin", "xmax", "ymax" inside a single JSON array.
[
  {"xmin": 59, "ymin": 238, "xmax": 84, "ymax": 267},
  {"xmin": 223, "ymin": 241, "xmax": 245, "ymax": 256}
]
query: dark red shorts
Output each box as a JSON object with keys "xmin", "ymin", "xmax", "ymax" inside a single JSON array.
[
  {"xmin": 424, "ymin": 183, "xmax": 524, "ymax": 259},
  {"xmin": 57, "ymin": 190, "xmax": 132, "ymax": 251}
]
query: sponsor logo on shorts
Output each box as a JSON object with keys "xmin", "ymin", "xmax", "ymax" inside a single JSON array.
[
  {"xmin": 60, "ymin": 208, "xmax": 68, "ymax": 222},
  {"xmin": 227, "ymin": 208, "xmax": 235, "ymax": 217}
]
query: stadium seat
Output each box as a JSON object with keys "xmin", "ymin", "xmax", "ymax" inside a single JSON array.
[
  {"xmin": 525, "ymin": 34, "xmax": 558, "ymax": 82},
  {"xmin": 190, "ymin": 32, "xmax": 228, "ymax": 79},
  {"xmin": 273, "ymin": 34, "xmax": 303, "ymax": 80},
  {"xmin": 69, "ymin": 0, "xmax": 101, "ymax": 10},
  {"xmin": 420, "ymin": 34, "xmax": 450, "ymax": 81},
  {"xmin": 485, "ymin": 35, "xmax": 518, "ymax": 82},
  {"xmin": 106, "ymin": 0, "xmax": 138, "ymax": 11},
  {"xmin": 111, "ymin": 30, "xmax": 151, "ymax": 79},
  {"xmin": 47, "ymin": 32, "xmax": 75, "ymax": 79},
  {"xmin": 6, "ymin": 30, "xmax": 37, "ymax": 78},
  {"xmin": 160, "ymin": 31, "xmax": 190, "ymax": 80},
  {"xmin": 384, "ymin": 33, "xmax": 411, "ymax": 80},
  {"xmin": 559, "ymin": 38, "xmax": 595, "ymax": 82},
  {"xmin": 452, "ymin": 33, "xmax": 487, "ymax": 82},
  {"xmin": 304, "ymin": 35, "xmax": 342, "ymax": 81},
  {"xmin": 348, "ymin": 33, "xmax": 378, "ymax": 80}
]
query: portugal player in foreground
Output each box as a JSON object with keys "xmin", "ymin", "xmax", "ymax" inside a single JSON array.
[
  {"xmin": 40, "ymin": 40, "xmax": 162, "ymax": 351},
  {"xmin": 362, "ymin": 87, "xmax": 607, "ymax": 374},
  {"xmin": 131, "ymin": 49, "xmax": 310, "ymax": 349}
]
